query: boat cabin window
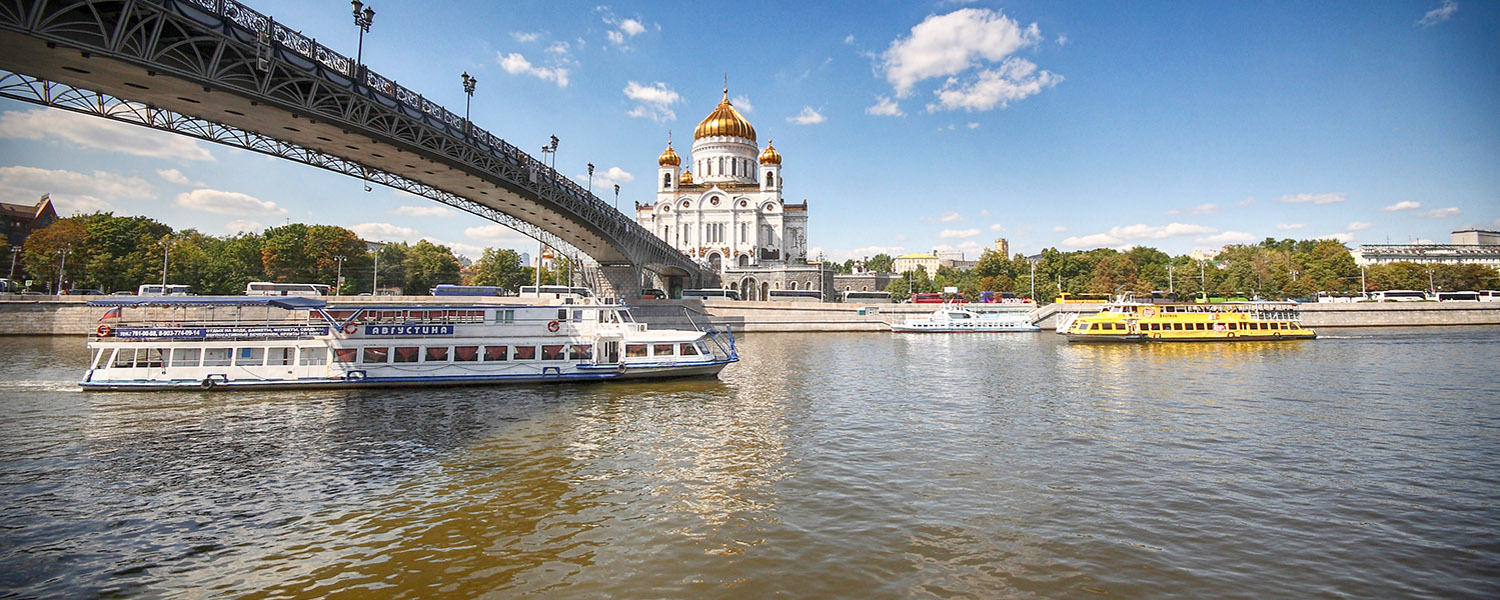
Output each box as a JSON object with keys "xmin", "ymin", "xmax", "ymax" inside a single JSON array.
[
  {"xmin": 234, "ymin": 348, "xmax": 264, "ymax": 366},
  {"xmin": 363, "ymin": 347, "xmax": 389, "ymax": 364},
  {"xmin": 572, "ymin": 310, "xmax": 585, "ymax": 323},
  {"xmin": 679, "ymin": 343, "xmax": 699, "ymax": 356},
  {"xmin": 393, "ymin": 347, "xmax": 419, "ymax": 363},
  {"xmin": 334, "ymin": 348, "xmax": 358, "ymax": 363},
  {"xmin": 570, "ymin": 345, "xmax": 590, "ymax": 360},
  {"xmin": 625, "ymin": 344, "xmax": 647, "ymax": 358},
  {"xmin": 112, "ymin": 349, "xmax": 136, "ymax": 368},
  {"xmin": 495, "ymin": 310, "xmax": 515, "ymax": 324},
  {"xmin": 301, "ymin": 349, "xmax": 327, "ymax": 366},
  {"xmin": 483, "ymin": 346, "xmax": 508, "ymax": 361},
  {"xmin": 541, "ymin": 345, "xmax": 566, "ymax": 361},
  {"xmin": 512, "ymin": 346, "xmax": 536, "ymax": 360},
  {"xmin": 455, "ymin": 346, "xmax": 479, "ymax": 362},
  {"xmin": 557, "ymin": 309, "xmax": 569, "ymax": 321},
  {"xmin": 653, "ymin": 344, "xmax": 675, "ymax": 356},
  {"xmin": 695, "ymin": 341, "xmax": 712, "ymax": 356},
  {"xmin": 268, "ymin": 348, "xmax": 294, "ymax": 366},
  {"xmin": 425, "ymin": 347, "xmax": 450, "ymax": 362}
]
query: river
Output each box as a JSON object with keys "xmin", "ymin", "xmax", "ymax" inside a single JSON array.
[{"xmin": 2, "ymin": 328, "xmax": 1498, "ymax": 599}]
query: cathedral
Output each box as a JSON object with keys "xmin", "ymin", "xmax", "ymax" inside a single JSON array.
[{"xmin": 636, "ymin": 88, "xmax": 832, "ymax": 301}]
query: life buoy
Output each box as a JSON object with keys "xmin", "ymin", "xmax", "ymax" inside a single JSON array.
[
  {"xmin": 1141, "ymin": 306, "xmax": 1156, "ymax": 318},
  {"xmin": 96, "ymin": 324, "xmax": 111, "ymax": 337},
  {"xmin": 547, "ymin": 320, "xmax": 560, "ymax": 332},
  {"xmin": 200, "ymin": 377, "xmax": 216, "ymax": 390},
  {"xmin": 343, "ymin": 322, "xmax": 358, "ymax": 335}
]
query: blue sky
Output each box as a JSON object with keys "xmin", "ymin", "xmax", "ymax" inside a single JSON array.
[{"xmin": 2, "ymin": 0, "xmax": 1496, "ymax": 262}]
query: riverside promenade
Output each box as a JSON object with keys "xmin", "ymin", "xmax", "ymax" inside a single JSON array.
[{"xmin": 3, "ymin": 296, "xmax": 1499, "ymax": 335}]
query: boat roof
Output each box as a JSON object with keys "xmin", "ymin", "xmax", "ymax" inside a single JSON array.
[{"xmin": 87, "ymin": 296, "xmax": 326, "ymax": 309}]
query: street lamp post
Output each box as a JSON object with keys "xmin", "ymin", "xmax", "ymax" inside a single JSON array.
[
  {"xmin": 587, "ymin": 163, "xmax": 594, "ymax": 195},
  {"xmin": 1426, "ymin": 267, "xmax": 1436, "ymax": 293},
  {"xmin": 1028, "ymin": 257, "xmax": 1038, "ymax": 301},
  {"xmin": 351, "ymin": 1, "xmax": 375, "ymax": 79},
  {"xmin": 159, "ymin": 234, "xmax": 173, "ymax": 287},
  {"xmin": 461, "ymin": 71, "xmax": 477, "ymax": 138},
  {"xmin": 334, "ymin": 255, "xmax": 346, "ymax": 295},
  {"xmin": 7, "ymin": 245, "xmax": 20, "ymax": 281},
  {"xmin": 55, "ymin": 247, "xmax": 70, "ymax": 294},
  {"xmin": 613, "ymin": 184, "xmax": 620, "ymax": 212},
  {"xmin": 1168, "ymin": 264, "xmax": 1175, "ymax": 295}
]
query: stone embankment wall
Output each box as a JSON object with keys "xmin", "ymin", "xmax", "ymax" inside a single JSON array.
[{"xmin": 3, "ymin": 296, "xmax": 1499, "ymax": 336}]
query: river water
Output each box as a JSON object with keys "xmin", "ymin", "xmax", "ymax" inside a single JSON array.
[{"xmin": 2, "ymin": 328, "xmax": 1498, "ymax": 599}]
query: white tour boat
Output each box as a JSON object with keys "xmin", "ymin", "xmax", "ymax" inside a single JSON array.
[
  {"xmin": 81, "ymin": 296, "xmax": 737, "ymax": 391},
  {"xmin": 890, "ymin": 304, "xmax": 1041, "ymax": 333}
]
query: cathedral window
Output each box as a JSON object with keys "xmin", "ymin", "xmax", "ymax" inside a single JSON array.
[
  {"xmin": 718, "ymin": 157, "xmax": 724, "ymax": 175},
  {"xmin": 663, "ymin": 173, "xmax": 671, "ymax": 189},
  {"xmin": 731, "ymin": 159, "xmax": 737, "ymax": 176},
  {"xmin": 765, "ymin": 172, "xmax": 773, "ymax": 187}
]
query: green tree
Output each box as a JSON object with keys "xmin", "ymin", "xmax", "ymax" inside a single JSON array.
[
  {"xmin": 403, "ymin": 240, "xmax": 461, "ymax": 293},
  {"xmin": 866, "ymin": 253, "xmax": 894, "ymax": 274},
  {"xmin": 373, "ymin": 243, "xmax": 409, "ymax": 293},
  {"xmin": 467, "ymin": 248, "xmax": 530, "ymax": 290}
]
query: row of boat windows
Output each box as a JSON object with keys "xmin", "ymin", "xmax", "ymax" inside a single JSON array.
[
  {"xmin": 1081, "ymin": 321, "xmax": 1303, "ymax": 332},
  {"xmin": 94, "ymin": 342, "xmax": 705, "ymax": 369},
  {"xmin": 330, "ymin": 309, "xmax": 498, "ymax": 324}
]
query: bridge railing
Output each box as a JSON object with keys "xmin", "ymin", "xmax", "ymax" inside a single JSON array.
[{"xmin": 171, "ymin": 0, "xmax": 686, "ymax": 270}]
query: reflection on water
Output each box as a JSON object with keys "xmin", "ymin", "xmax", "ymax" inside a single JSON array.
[{"xmin": 2, "ymin": 329, "xmax": 1499, "ymax": 598}]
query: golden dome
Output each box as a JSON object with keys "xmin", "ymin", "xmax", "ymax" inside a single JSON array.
[
  {"xmin": 693, "ymin": 89, "xmax": 756, "ymax": 141},
  {"xmin": 658, "ymin": 142, "xmax": 681, "ymax": 166},
  {"xmin": 759, "ymin": 140, "xmax": 781, "ymax": 165},
  {"xmin": 679, "ymin": 169, "xmax": 694, "ymax": 184}
]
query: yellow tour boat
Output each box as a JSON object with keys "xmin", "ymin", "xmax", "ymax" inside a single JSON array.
[{"xmin": 1065, "ymin": 301, "xmax": 1316, "ymax": 343}]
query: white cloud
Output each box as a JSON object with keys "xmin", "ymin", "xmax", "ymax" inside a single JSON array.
[
  {"xmin": 989, "ymin": 224, "xmax": 1003, "ymax": 232},
  {"xmin": 1316, "ymin": 232, "xmax": 1356, "ymax": 244},
  {"xmin": 464, "ymin": 223, "xmax": 533, "ymax": 247},
  {"xmin": 546, "ymin": 41, "xmax": 571, "ymax": 55},
  {"xmin": 156, "ymin": 169, "xmax": 200, "ymax": 186},
  {"xmin": 938, "ymin": 212, "xmax": 962, "ymax": 222},
  {"xmin": 619, "ymin": 18, "xmax": 646, "ymax": 36},
  {"xmin": 788, "ymin": 107, "xmax": 826, "ymax": 125},
  {"xmin": 1061, "ymin": 222, "xmax": 1217, "ymax": 248},
  {"xmin": 0, "ymin": 165, "xmax": 154, "ymax": 215},
  {"xmin": 939, "ymin": 228, "xmax": 981, "ymax": 239},
  {"xmin": 844, "ymin": 34, "xmax": 856, "ymax": 44},
  {"xmin": 587, "ymin": 166, "xmax": 635, "ymax": 190},
  {"xmin": 606, "ymin": 30, "xmax": 624, "ymax": 45},
  {"xmin": 1197, "ymin": 231, "xmax": 1256, "ymax": 245},
  {"xmin": 1167, "ymin": 204, "xmax": 1220, "ymax": 216},
  {"xmin": 390, "ymin": 205, "xmax": 456, "ymax": 217},
  {"xmin": 1278, "ymin": 192, "xmax": 1345, "ymax": 205},
  {"xmin": 1347, "ymin": 221, "xmax": 1373, "ymax": 231},
  {"xmin": 224, "ymin": 219, "xmax": 262, "ymax": 234},
  {"xmin": 1417, "ymin": 207, "xmax": 1461, "ymax": 218},
  {"xmin": 175, "ymin": 189, "xmax": 285, "ymax": 216},
  {"xmin": 1052, "ymin": 225, "xmax": 1066, "ymax": 232},
  {"xmin": 1275, "ymin": 223, "xmax": 1306, "ymax": 231},
  {"xmin": 349, "ymin": 222, "xmax": 420, "ymax": 243},
  {"xmin": 866, "ymin": 96, "xmax": 905, "ymax": 117},
  {"xmin": 511, "ymin": 31, "xmax": 541, "ymax": 43},
  {"xmin": 1417, "ymin": 0, "xmax": 1457, "ymax": 27},
  {"xmin": 732, "ymin": 95, "xmax": 754, "ymax": 113},
  {"xmin": 623, "ymin": 81, "xmax": 679, "ymax": 123},
  {"xmin": 881, "ymin": 8, "xmax": 1044, "ymax": 97},
  {"xmin": 1381, "ymin": 201, "xmax": 1421, "ymax": 211},
  {"xmin": 0, "ymin": 108, "xmax": 214, "ymax": 161},
  {"xmin": 496, "ymin": 52, "xmax": 569, "ymax": 87},
  {"xmin": 1056, "ymin": 34, "xmax": 1068, "ymax": 46},
  {"xmin": 925, "ymin": 57, "xmax": 1061, "ymax": 112}
]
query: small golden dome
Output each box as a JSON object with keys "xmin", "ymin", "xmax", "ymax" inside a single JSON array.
[
  {"xmin": 658, "ymin": 142, "xmax": 681, "ymax": 167},
  {"xmin": 759, "ymin": 140, "xmax": 781, "ymax": 165},
  {"xmin": 679, "ymin": 169, "xmax": 694, "ymax": 184},
  {"xmin": 693, "ymin": 89, "xmax": 756, "ymax": 141}
]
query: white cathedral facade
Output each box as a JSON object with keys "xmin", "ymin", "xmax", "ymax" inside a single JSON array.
[{"xmin": 636, "ymin": 89, "xmax": 832, "ymax": 301}]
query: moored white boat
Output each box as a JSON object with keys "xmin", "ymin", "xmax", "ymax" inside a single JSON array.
[
  {"xmin": 81, "ymin": 296, "xmax": 737, "ymax": 391},
  {"xmin": 890, "ymin": 304, "xmax": 1040, "ymax": 333}
]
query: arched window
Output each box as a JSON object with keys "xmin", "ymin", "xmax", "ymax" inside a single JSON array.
[
  {"xmin": 731, "ymin": 159, "xmax": 737, "ymax": 176},
  {"xmin": 718, "ymin": 157, "xmax": 724, "ymax": 175},
  {"xmin": 789, "ymin": 281, "xmax": 797, "ymax": 290},
  {"xmin": 663, "ymin": 173, "xmax": 671, "ymax": 189}
]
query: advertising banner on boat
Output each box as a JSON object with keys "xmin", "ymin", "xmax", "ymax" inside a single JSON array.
[{"xmin": 114, "ymin": 326, "xmax": 331, "ymax": 340}]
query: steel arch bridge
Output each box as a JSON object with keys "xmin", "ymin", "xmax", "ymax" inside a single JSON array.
[{"xmin": 0, "ymin": 0, "xmax": 715, "ymax": 295}]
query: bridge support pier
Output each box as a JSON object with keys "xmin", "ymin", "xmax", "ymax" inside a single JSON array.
[{"xmin": 598, "ymin": 266, "xmax": 642, "ymax": 301}]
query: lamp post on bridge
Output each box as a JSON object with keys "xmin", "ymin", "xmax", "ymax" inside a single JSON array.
[
  {"xmin": 587, "ymin": 163, "xmax": 594, "ymax": 195},
  {"xmin": 614, "ymin": 184, "xmax": 620, "ymax": 212},
  {"xmin": 351, "ymin": 1, "xmax": 375, "ymax": 79},
  {"xmin": 461, "ymin": 71, "xmax": 477, "ymax": 138}
]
